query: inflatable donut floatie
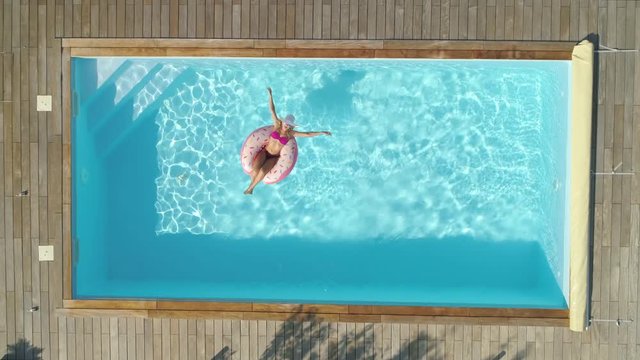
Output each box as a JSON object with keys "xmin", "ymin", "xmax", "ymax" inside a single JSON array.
[{"xmin": 240, "ymin": 126, "xmax": 298, "ymax": 184}]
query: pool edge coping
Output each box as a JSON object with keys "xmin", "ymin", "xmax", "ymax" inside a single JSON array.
[
  {"xmin": 61, "ymin": 38, "xmax": 574, "ymax": 59},
  {"xmin": 61, "ymin": 38, "xmax": 578, "ymax": 329},
  {"xmin": 57, "ymin": 300, "xmax": 569, "ymax": 327}
]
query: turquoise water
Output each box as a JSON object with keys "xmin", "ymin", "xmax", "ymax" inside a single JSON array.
[{"xmin": 72, "ymin": 57, "xmax": 570, "ymax": 308}]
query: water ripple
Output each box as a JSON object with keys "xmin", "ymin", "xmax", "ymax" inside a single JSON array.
[{"xmin": 150, "ymin": 59, "xmax": 569, "ymax": 281}]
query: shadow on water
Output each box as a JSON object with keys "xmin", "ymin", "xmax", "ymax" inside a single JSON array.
[
  {"xmin": 305, "ymin": 70, "xmax": 365, "ymax": 117},
  {"xmin": 2, "ymin": 339, "xmax": 43, "ymax": 360},
  {"xmin": 251, "ymin": 309, "xmax": 433, "ymax": 360}
]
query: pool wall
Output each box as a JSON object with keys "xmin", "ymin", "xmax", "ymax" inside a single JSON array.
[{"xmin": 61, "ymin": 39, "xmax": 580, "ymax": 328}]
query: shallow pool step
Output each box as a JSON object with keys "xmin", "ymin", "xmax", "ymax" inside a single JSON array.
[
  {"xmin": 98, "ymin": 68, "xmax": 196, "ymax": 159},
  {"xmin": 90, "ymin": 64, "xmax": 164, "ymax": 136},
  {"xmin": 132, "ymin": 64, "xmax": 187, "ymax": 120},
  {"xmin": 80, "ymin": 59, "xmax": 133, "ymax": 131},
  {"xmin": 112, "ymin": 62, "xmax": 159, "ymax": 105}
]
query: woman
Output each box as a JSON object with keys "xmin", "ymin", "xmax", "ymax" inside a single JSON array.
[{"xmin": 244, "ymin": 87, "xmax": 332, "ymax": 195}]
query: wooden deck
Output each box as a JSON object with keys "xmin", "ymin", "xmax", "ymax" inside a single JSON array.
[{"xmin": 0, "ymin": 1, "xmax": 638, "ymax": 359}]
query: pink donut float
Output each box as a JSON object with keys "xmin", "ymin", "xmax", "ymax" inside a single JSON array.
[{"xmin": 240, "ymin": 125, "xmax": 298, "ymax": 184}]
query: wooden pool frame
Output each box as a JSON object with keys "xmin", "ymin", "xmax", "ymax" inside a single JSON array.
[{"xmin": 60, "ymin": 38, "xmax": 575, "ymax": 327}]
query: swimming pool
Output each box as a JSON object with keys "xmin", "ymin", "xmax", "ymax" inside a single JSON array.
[{"xmin": 71, "ymin": 56, "xmax": 571, "ymax": 309}]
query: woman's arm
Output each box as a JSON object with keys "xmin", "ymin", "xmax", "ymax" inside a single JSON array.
[
  {"xmin": 266, "ymin": 87, "xmax": 281, "ymax": 127},
  {"xmin": 292, "ymin": 131, "xmax": 332, "ymax": 138}
]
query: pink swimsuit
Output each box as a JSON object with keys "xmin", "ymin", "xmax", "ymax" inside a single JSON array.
[
  {"xmin": 270, "ymin": 131, "xmax": 290, "ymax": 145},
  {"xmin": 262, "ymin": 131, "xmax": 291, "ymax": 158}
]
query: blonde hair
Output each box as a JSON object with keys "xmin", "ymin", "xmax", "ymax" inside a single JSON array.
[{"xmin": 281, "ymin": 122, "xmax": 295, "ymax": 138}]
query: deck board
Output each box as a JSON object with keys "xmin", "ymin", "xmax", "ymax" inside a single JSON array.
[{"xmin": 0, "ymin": 1, "xmax": 637, "ymax": 359}]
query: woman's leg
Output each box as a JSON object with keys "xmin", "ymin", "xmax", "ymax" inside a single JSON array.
[
  {"xmin": 244, "ymin": 151, "xmax": 267, "ymax": 194},
  {"xmin": 250, "ymin": 150, "xmax": 267, "ymax": 177},
  {"xmin": 244, "ymin": 157, "xmax": 279, "ymax": 194}
]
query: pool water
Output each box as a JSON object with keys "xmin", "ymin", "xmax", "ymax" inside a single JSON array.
[{"xmin": 72, "ymin": 57, "xmax": 570, "ymax": 308}]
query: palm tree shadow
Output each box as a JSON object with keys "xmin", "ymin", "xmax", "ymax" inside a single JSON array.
[
  {"xmin": 327, "ymin": 323, "xmax": 376, "ymax": 360},
  {"xmin": 509, "ymin": 349, "xmax": 527, "ymax": 360},
  {"xmin": 211, "ymin": 345, "xmax": 235, "ymax": 360},
  {"xmin": 259, "ymin": 310, "xmax": 330, "ymax": 360},
  {"xmin": 2, "ymin": 339, "xmax": 43, "ymax": 360},
  {"xmin": 389, "ymin": 334, "xmax": 434, "ymax": 360},
  {"xmin": 256, "ymin": 307, "xmax": 437, "ymax": 360},
  {"xmin": 482, "ymin": 348, "xmax": 527, "ymax": 360}
]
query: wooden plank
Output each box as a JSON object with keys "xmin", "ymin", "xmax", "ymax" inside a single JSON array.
[
  {"xmin": 275, "ymin": 48, "xmax": 375, "ymax": 57},
  {"xmin": 62, "ymin": 38, "xmax": 257, "ymax": 48},
  {"xmin": 232, "ymin": 3, "xmax": 242, "ymax": 38},
  {"xmin": 125, "ymin": 3, "xmax": 134, "ymax": 37},
  {"xmin": 467, "ymin": 0, "xmax": 477, "ymax": 39},
  {"xmin": 366, "ymin": 0, "xmax": 376, "ymax": 39},
  {"xmin": 62, "ymin": 203, "xmax": 71, "ymax": 300},
  {"xmin": 441, "ymin": 0, "xmax": 450, "ymax": 38},
  {"xmin": 522, "ymin": 1, "xmax": 531, "ymax": 40},
  {"xmin": 339, "ymin": 0, "xmax": 348, "ymax": 39},
  {"xmin": 450, "ymin": 3, "xmax": 459, "ymax": 39},
  {"xmin": 551, "ymin": 0, "xmax": 560, "ymax": 40},
  {"xmin": 252, "ymin": 303, "xmax": 349, "ymax": 313},
  {"xmin": 134, "ymin": 0, "xmax": 144, "ymax": 37},
  {"xmin": 188, "ymin": 0, "xmax": 197, "ymax": 37},
  {"xmin": 385, "ymin": 0, "xmax": 394, "ymax": 39},
  {"xmin": 64, "ymin": 300, "xmax": 158, "ymax": 310},
  {"xmin": 313, "ymin": 0, "xmax": 322, "ymax": 39},
  {"xmin": 62, "ymin": 37, "xmax": 574, "ymax": 52},
  {"xmin": 75, "ymin": 317, "xmax": 85, "ymax": 360},
  {"xmin": 161, "ymin": 2, "xmax": 169, "ymax": 37},
  {"xmin": 249, "ymin": 0, "xmax": 258, "ymax": 38},
  {"xmin": 559, "ymin": 5, "xmax": 570, "ymax": 41},
  {"xmin": 531, "ymin": 0, "xmax": 541, "ymax": 39},
  {"xmin": 265, "ymin": 0, "xmax": 275, "ymax": 38},
  {"xmin": 339, "ymin": 314, "xmax": 382, "ymax": 323},
  {"xmin": 321, "ymin": 3, "xmax": 330, "ymax": 39},
  {"xmin": 286, "ymin": 2, "xmax": 295, "ymax": 38},
  {"xmin": 285, "ymin": 39, "xmax": 383, "ymax": 48},
  {"xmin": 254, "ymin": 39, "xmax": 286, "ymax": 47},
  {"xmin": 541, "ymin": 3, "xmax": 551, "ymax": 40},
  {"xmin": 458, "ymin": 0, "xmax": 468, "ymax": 40},
  {"xmin": 196, "ymin": 0, "xmax": 206, "ymax": 38},
  {"xmin": 195, "ymin": 319, "xmax": 204, "ymax": 360},
  {"xmin": 157, "ymin": 301, "xmax": 251, "ymax": 312},
  {"xmin": 394, "ymin": 0, "xmax": 404, "ymax": 39},
  {"xmin": 486, "ymin": 4, "xmax": 495, "ymax": 39},
  {"xmin": 256, "ymin": 0, "xmax": 266, "ymax": 38},
  {"xmin": 513, "ymin": 0, "xmax": 522, "ymax": 39},
  {"xmin": 169, "ymin": 0, "xmax": 178, "ymax": 36},
  {"xmin": 68, "ymin": 47, "xmax": 265, "ymax": 57},
  {"xmin": 57, "ymin": 308, "xmax": 150, "ymax": 319},
  {"xmin": 411, "ymin": 3, "xmax": 421, "ymax": 40},
  {"xmin": 477, "ymin": 0, "xmax": 486, "ymax": 38},
  {"xmin": 300, "ymin": 1, "xmax": 310, "ymax": 38},
  {"xmin": 373, "ymin": 48, "xmax": 571, "ymax": 59},
  {"xmin": 327, "ymin": 0, "xmax": 336, "ymax": 39},
  {"xmin": 67, "ymin": 40, "xmax": 572, "ymax": 59},
  {"xmin": 152, "ymin": 310, "xmax": 245, "ymax": 320}
]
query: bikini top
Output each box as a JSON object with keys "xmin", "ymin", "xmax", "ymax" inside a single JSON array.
[{"xmin": 270, "ymin": 131, "xmax": 290, "ymax": 145}]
